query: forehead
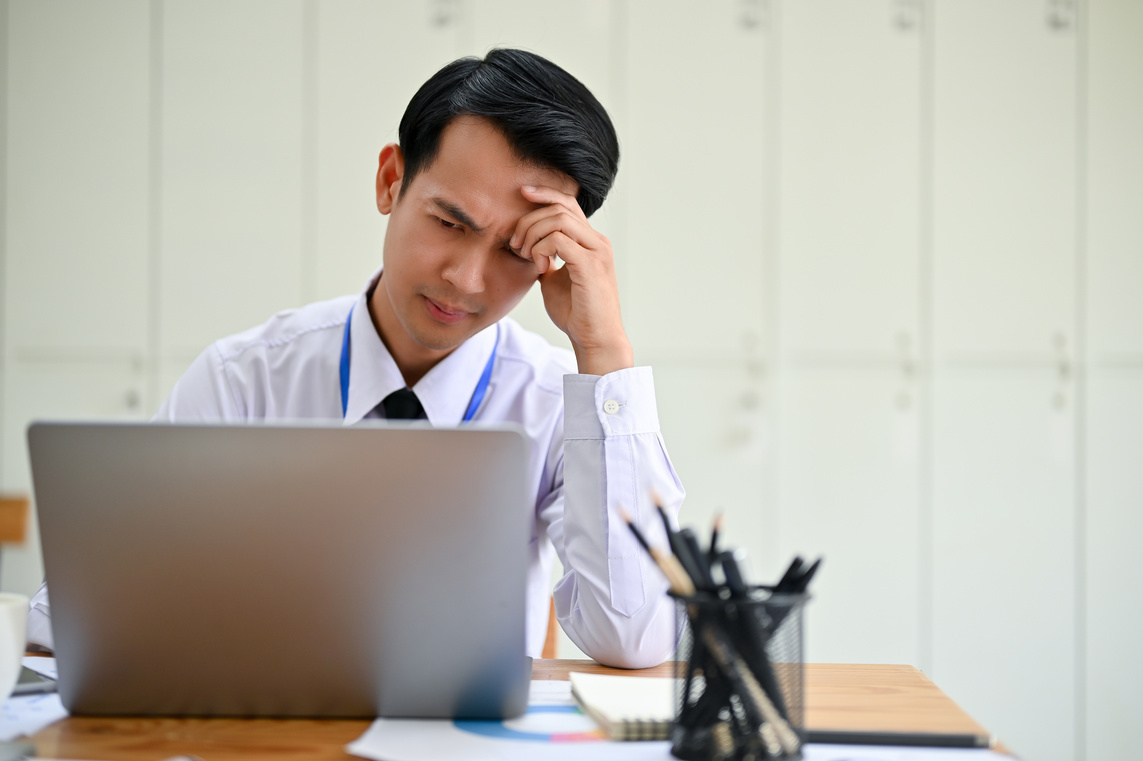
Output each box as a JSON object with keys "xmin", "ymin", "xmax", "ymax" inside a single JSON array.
[{"xmin": 406, "ymin": 117, "xmax": 578, "ymax": 223}]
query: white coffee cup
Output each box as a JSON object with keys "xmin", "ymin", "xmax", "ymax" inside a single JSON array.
[{"xmin": 0, "ymin": 593, "xmax": 29, "ymax": 702}]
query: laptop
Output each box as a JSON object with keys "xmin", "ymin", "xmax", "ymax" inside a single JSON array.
[{"xmin": 27, "ymin": 421, "xmax": 533, "ymax": 719}]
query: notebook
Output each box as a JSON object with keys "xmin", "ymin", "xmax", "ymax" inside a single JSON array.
[
  {"xmin": 569, "ymin": 672, "xmax": 678, "ymax": 741},
  {"xmin": 28, "ymin": 421, "xmax": 534, "ymax": 719}
]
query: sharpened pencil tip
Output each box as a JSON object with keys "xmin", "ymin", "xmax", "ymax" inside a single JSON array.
[{"xmin": 618, "ymin": 507, "xmax": 633, "ymax": 524}]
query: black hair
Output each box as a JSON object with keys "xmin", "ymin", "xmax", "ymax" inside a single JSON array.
[{"xmin": 397, "ymin": 48, "xmax": 619, "ymax": 218}]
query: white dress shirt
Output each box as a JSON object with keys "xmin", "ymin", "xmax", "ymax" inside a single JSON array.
[{"xmin": 28, "ymin": 275, "xmax": 685, "ymax": 668}]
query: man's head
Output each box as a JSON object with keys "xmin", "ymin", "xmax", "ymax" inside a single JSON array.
[
  {"xmin": 397, "ymin": 48, "xmax": 619, "ymax": 218},
  {"xmin": 371, "ymin": 50, "xmax": 620, "ymax": 381}
]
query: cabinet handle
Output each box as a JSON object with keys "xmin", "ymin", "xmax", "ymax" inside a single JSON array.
[
  {"xmin": 737, "ymin": 0, "xmax": 767, "ymax": 31},
  {"xmin": 430, "ymin": 0, "xmax": 459, "ymax": 28},
  {"xmin": 1053, "ymin": 331, "xmax": 1070, "ymax": 409},
  {"xmin": 1046, "ymin": 0, "xmax": 1075, "ymax": 32},
  {"xmin": 892, "ymin": 0, "xmax": 921, "ymax": 32}
]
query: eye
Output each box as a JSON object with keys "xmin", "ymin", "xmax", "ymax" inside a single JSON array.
[{"xmin": 437, "ymin": 217, "xmax": 460, "ymax": 230}]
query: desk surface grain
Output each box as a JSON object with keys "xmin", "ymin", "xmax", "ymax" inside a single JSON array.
[{"xmin": 30, "ymin": 660, "xmax": 994, "ymax": 760}]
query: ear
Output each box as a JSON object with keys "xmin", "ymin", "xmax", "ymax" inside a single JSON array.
[{"xmin": 376, "ymin": 143, "xmax": 405, "ymax": 215}]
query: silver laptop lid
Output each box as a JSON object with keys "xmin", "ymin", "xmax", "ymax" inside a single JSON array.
[{"xmin": 29, "ymin": 421, "xmax": 532, "ymax": 719}]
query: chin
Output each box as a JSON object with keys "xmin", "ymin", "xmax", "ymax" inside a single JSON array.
[{"xmin": 408, "ymin": 323, "xmax": 476, "ymax": 352}]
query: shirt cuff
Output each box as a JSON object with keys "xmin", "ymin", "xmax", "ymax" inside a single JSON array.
[{"xmin": 564, "ymin": 366, "xmax": 661, "ymax": 439}]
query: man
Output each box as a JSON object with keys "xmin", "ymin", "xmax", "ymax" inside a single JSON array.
[{"xmin": 28, "ymin": 48, "xmax": 684, "ymax": 669}]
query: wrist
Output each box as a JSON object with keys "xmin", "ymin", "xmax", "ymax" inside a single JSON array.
[{"xmin": 573, "ymin": 339, "xmax": 635, "ymax": 376}]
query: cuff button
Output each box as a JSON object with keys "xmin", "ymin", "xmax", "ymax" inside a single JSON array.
[{"xmin": 603, "ymin": 399, "xmax": 621, "ymax": 415}]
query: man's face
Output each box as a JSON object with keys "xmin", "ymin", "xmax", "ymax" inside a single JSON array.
[{"xmin": 374, "ymin": 116, "xmax": 578, "ymax": 358}]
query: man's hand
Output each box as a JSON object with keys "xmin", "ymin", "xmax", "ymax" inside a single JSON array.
[{"xmin": 509, "ymin": 185, "xmax": 634, "ymax": 376}]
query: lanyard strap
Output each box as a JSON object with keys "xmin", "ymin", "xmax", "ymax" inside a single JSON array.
[{"xmin": 339, "ymin": 304, "xmax": 498, "ymax": 422}]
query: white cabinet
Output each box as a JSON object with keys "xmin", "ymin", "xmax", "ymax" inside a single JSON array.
[
  {"xmin": 4, "ymin": 0, "xmax": 151, "ymax": 358},
  {"xmin": 0, "ymin": 360, "xmax": 150, "ymax": 597},
  {"xmin": 653, "ymin": 364, "xmax": 772, "ymax": 569},
  {"xmin": 621, "ymin": 0, "xmax": 770, "ymax": 361},
  {"xmin": 932, "ymin": 371, "xmax": 1075, "ymax": 761},
  {"xmin": 932, "ymin": 0, "xmax": 1077, "ymax": 359},
  {"xmin": 1084, "ymin": 4, "xmax": 1143, "ymax": 756},
  {"xmin": 1086, "ymin": 370, "xmax": 1143, "ymax": 761},
  {"xmin": 312, "ymin": 2, "xmax": 464, "ymax": 304},
  {"xmin": 776, "ymin": 0, "xmax": 921, "ymax": 357},
  {"xmin": 1087, "ymin": 0, "xmax": 1143, "ymax": 360},
  {"xmin": 771, "ymin": 0, "xmax": 923, "ymax": 668},
  {"xmin": 158, "ymin": 0, "xmax": 306, "ymax": 361},
  {"xmin": 776, "ymin": 368, "xmax": 920, "ymax": 665}
]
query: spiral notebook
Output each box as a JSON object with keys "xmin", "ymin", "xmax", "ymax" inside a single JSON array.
[{"xmin": 569, "ymin": 673, "xmax": 678, "ymax": 741}]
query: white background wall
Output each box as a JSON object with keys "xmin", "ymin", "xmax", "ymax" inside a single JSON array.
[{"xmin": 1, "ymin": 1, "xmax": 1140, "ymax": 759}]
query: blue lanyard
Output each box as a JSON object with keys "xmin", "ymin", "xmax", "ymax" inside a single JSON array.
[{"xmin": 339, "ymin": 304, "xmax": 498, "ymax": 422}]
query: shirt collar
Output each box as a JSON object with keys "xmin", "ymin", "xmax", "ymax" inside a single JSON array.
[{"xmin": 343, "ymin": 271, "xmax": 498, "ymax": 426}]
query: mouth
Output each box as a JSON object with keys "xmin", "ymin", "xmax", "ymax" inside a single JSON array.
[{"xmin": 424, "ymin": 296, "xmax": 472, "ymax": 325}]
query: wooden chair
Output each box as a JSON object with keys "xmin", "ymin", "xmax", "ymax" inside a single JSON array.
[
  {"xmin": 0, "ymin": 495, "xmax": 30, "ymax": 589},
  {"xmin": 542, "ymin": 597, "xmax": 558, "ymax": 659}
]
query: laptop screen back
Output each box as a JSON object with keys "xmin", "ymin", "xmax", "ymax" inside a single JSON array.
[{"xmin": 28, "ymin": 421, "xmax": 532, "ymax": 719}]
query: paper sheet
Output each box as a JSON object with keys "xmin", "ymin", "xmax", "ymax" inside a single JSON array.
[
  {"xmin": 346, "ymin": 680, "xmax": 672, "ymax": 761},
  {"xmin": 346, "ymin": 681, "xmax": 1016, "ymax": 761},
  {"xmin": 22, "ymin": 656, "xmax": 59, "ymax": 680},
  {"xmin": 0, "ymin": 691, "xmax": 69, "ymax": 742}
]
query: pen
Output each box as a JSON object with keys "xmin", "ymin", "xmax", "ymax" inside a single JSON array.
[
  {"xmin": 805, "ymin": 729, "xmax": 994, "ymax": 748},
  {"xmin": 793, "ymin": 557, "xmax": 823, "ymax": 593},
  {"xmin": 717, "ymin": 550, "xmax": 789, "ymax": 720},
  {"xmin": 678, "ymin": 528, "xmax": 714, "ymax": 588},
  {"xmin": 775, "ymin": 556, "xmax": 804, "ymax": 592}
]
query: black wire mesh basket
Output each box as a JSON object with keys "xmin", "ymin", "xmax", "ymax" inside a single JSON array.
[{"xmin": 671, "ymin": 588, "xmax": 808, "ymax": 760}]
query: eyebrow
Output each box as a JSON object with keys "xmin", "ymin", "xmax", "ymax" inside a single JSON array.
[{"xmin": 431, "ymin": 197, "xmax": 485, "ymax": 233}]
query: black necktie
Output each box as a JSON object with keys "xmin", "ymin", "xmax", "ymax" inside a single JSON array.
[{"xmin": 381, "ymin": 388, "xmax": 427, "ymax": 420}]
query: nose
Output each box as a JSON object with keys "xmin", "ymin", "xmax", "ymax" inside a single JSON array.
[{"xmin": 441, "ymin": 247, "xmax": 487, "ymax": 295}]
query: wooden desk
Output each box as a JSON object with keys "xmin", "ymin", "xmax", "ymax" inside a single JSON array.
[{"xmin": 30, "ymin": 660, "xmax": 995, "ymax": 760}]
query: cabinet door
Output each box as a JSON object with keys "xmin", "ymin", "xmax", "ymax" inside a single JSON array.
[
  {"xmin": 622, "ymin": 0, "xmax": 770, "ymax": 362},
  {"xmin": 653, "ymin": 364, "xmax": 772, "ymax": 568},
  {"xmin": 5, "ymin": 0, "xmax": 150, "ymax": 357},
  {"xmin": 312, "ymin": 1, "xmax": 464, "ymax": 303},
  {"xmin": 0, "ymin": 361, "xmax": 150, "ymax": 597},
  {"xmin": 932, "ymin": 372, "xmax": 1075, "ymax": 761},
  {"xmin": 777, "ymin": 0, "xmax": 921, "ymax": 357},
  {"xmin": 932, "ymin": 0, "xmax": 1077, "ymax": 359},
  {"xmin": 159, "ymin": 0, "xmax": 305, "ymax": 361},
  {"xmin": 1087, "ymin": 0, "xmax": 1143, "ymax": 360},
  {"xmin": 777, "ymin": 367, "xmax": 920, "ymax": 664},
  {"xmin": 465, "ymin": 0, "xmax": 619, "ymax": 352},
  {"xmin": 1086, "ymin": 370, "xmax": 1143, "ymax": 761}
]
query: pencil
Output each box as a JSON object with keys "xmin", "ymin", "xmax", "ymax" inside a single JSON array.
[
  {"xmin": 652, "ymin": 492, "xmax": 674, "ymax": 539},
  {"xmin": 619, "ymin": 508, "xmax": 695, "ymax": 596},
  {"xmin": 707, "ymin": 512, "xmax": 723, "ymax": 562}
]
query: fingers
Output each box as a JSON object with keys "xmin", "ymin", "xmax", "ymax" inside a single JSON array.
[
  {"xmin": 514, "ymin": 210, "xmax": 596, "ymax": 270},
  {"xmin": 520, "ymin": 184, "xmax": 585, "ymax": 220},
  {"xmin": 530, "ymin": 231, "xmax": 579, "ymax": 275},
  {"xmin": 510, "ymin": 187, "xmax": 604, "ymax": 274}
]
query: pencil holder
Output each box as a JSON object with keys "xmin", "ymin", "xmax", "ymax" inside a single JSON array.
[{"xmin": 671, "ymin": 589, "xmax": 808, "ymax": 761}]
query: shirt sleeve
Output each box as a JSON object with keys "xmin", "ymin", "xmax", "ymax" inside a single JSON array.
[
  {"xmin": 153, "ymin": 343, "xmax": 241, "ymax": 421},
  {"xmin": 541, "ymin": 366, "xmax": 686, "ymax": 669}
]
